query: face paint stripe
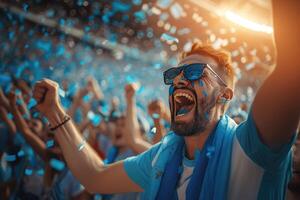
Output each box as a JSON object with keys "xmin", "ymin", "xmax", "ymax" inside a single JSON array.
[
  {"xmin": 199, "ymin": 80, "xmax": 204, "ymax": 87},
  {"xmin": 202, "ymin": 90, "xmax": 208, "ymax": 97},
  {"xmin": 169, "ymin": 85, "xmax": 174, "ymax": 96}
]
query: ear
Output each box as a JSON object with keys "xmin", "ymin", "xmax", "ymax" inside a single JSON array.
[{"xmin": 218, "ymin": 87, "xmax": 233, "ymax": 103}]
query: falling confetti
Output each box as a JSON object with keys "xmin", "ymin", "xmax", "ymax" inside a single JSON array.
[{"xmin": 160, "ymin": 33, "xmax": 179, "ymax": 44}]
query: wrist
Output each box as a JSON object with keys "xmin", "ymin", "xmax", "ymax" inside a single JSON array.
[{"xmin": 45, "ymin": 105, "xmax": 66, "ymax": 125}]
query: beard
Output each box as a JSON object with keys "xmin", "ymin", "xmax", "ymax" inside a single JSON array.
[
  {"xmin": 171, "ymin": 106, "xmax": 207, "ymax": 136},
  {"xmin": 171, "ymin": 91, "xmax": 218, "ymax": 137}
]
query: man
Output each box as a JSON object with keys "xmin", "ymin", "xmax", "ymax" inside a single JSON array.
[{"xmin": 32, "ymin": 1, "xmax": 299, "ymax": 199}]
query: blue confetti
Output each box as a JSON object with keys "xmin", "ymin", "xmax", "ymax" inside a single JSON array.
[
  {"xmin": 25, "ymin": 168, "xmax": 33, "ymax": 176},
  {"xmin": 16, "ymin": 99, "xmax": 23, "ymax": 106},
  {"xmin": 23, "ymin": 4, "xmax": 29, "ymax": 12},
  {"xmin": 9, "ymin": 31, "xmax": 15, "ymax": 40},
  {"xmin": 132, "ymin": 0, "xmax": 142, "ymax": 5},
  {"xmin": 137, "ymin": 85, "xmax": 145, "ymax": 95},
  {"xmin": 87, "ymin": 111, "xmax": 102, "ymax": 126},
  {"xmin": 49, "ymin": 158, "xmax": 65, "ymax": 171},
  {"xmin": 32, "ymin": 112, "xmax": 40, "ymax": 118},
  {"xmin": 153, "ymin": 63, "xmax": 163, "ymax": 69},
  {"xmin": 58, "ymin": 88, "xmax": 66, "ymax": 98},
  {"xmin": 82, "ymin": 93, "xmax": 92, "ymax": 103},
  {"xmin": 17, "ymin": 150, "xmax": 25, "ymax": 157},
  {"xmin": 0, "ymin": 74, "xmax": 11, "ymax": 86},
  {"xmin": 46, "ymin": 9, "xmax": 55, "ymax": 18},
  {"xmin": 6, "ymin": 154, "xmax": 17, "ymax": 162},
  {"xmin": 46, "ymin": 139, "xmax": 54, "ymax": 149},
  {"xmin": 42, "ymin": 117, "xmax": 49, "ymax": 124},
  {"xmin": 15, "ymin": 89, "xmax": 22, "ymax": 95},
  {"xmin": 178, "ymin": 28, "xmax": 191, "ymax": 35},
  {"xmin": 160, "ymin": 33, "xmax": 179, "ymax": 44},
  {"xmin": 157, "ymin": 0, "xmax": 173, "ymax": 9},
  {"xmin": 170, "ymin": 3, "xmax": 184, "ymax": 19},
  {"xmin": 134, "ymin": 10, "xmax": 147, "ymax": 22},
  {"xmin": 112, "ymin": 1, "xmax": 131, "ymax": 13},
  {"xmin": 7, "ymin": 113, "xmax": 13, "ymax": 120},
  {"xmin": 56, "ymin": 45, "xmax": 65, "ymax": 56},
  {"xmin": 22, "ymin": 114, "xmax": 30, "ymax": 120},
  {"xmin": 27, "ymin": 98, "xmax": 37, "ymax": 110},
  {"xmin": 36, "ymin": 169, "xmax": 45, "ymax": 176},
  {"xmin": 125, "ymin": 75, "xmax": 137, "ymax": 84}
]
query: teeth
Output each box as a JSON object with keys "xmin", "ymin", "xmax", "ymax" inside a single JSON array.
[{"xmin": 174, "ymin": 93, "xmax": 194, "ymax": 102}]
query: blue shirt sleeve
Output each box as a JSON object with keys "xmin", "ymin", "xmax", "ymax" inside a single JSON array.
[
  {"xmin": 236, "ymin": 110, "xmax": 296, "ymax": 170},
  {"xmin": 123, "ymin": 143, "xmax": 161, "ymax": 190}
]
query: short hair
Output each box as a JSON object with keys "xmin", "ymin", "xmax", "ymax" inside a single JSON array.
[{"xmin": 180, "ymin": 42, "xmax": 236, "ymax": 90}]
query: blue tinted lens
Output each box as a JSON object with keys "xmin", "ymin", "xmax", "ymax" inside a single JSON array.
[
  {"xmin": 183, "ymin": 64, "xmax": 205, "ymax": 81},
  {"xmin": 164, "ymin": 66, "xmax": 184, "ymax": 85}
]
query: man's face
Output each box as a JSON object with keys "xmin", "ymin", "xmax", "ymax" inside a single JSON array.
[
  {"xmin": 110, "ymin": 116, "xmax": 126, "ymax": 147},
  {"xmin": 169, "ymin": 54, "xmax": 223, "ymax": 136}
]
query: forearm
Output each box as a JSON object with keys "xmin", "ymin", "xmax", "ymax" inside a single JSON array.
[
  {"xmin": 0, "ymin": 107, "xmax": 17, "ymax": 135},
  {"xmin": 129, "ymin": 137, "xmax": 151, "ymax": 155},
  {"xmin": 272, "ymin": 1, "xmax": 300, "ymax": 71},
  {"xmin": 126, "ymin": 99, "xmax": 139, "ymax": 130},
  {"xmin": 10, "ymin": 106, "xmax": 47, "ymax": 159},
  {"xmin": 47, "ymin": 106, "xmax": 105, "ymax": 191},
  {"xmin": 125, "ymin": 97, "xmax": 151, "ymax": 153},
  {"xmin": 252, "ymin": 1, "xmax": 300, "ymax": 149}
]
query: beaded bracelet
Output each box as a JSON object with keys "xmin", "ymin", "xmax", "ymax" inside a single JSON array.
[{"xmin": 49, "ymin": 115, "xmax": 71, "ymax": 132}]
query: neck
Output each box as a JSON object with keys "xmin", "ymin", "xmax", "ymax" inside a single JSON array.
[{"xmin": 184, "ymin": 112, "xmax": 222, "ymax": 160}]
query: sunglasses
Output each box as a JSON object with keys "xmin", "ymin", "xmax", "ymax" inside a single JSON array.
[{"xmin": 163, "ymin": 63, "xmax": 227, "ymax": 87}]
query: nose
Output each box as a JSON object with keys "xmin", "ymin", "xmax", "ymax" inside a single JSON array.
[{"xmin": 173, "ymin": 72, "xmax": 190, "ymax": 87}]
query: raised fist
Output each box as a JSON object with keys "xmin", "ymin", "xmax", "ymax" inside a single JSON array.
[
  {"xmin": 32, "ymin": 79, "xmax": 61, "ymax": 117},
  {"xmin": 147, "ymin": 99, "xmax": 164, "ymax": 119},
  {"xmin": 124, "ymin": 83, "xmax": 139, "ymax": 101}
]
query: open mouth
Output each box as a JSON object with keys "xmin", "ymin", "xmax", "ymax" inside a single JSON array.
[{"xmin": 174, "ymin": 90, "xmax": 196, "ymax": 120}]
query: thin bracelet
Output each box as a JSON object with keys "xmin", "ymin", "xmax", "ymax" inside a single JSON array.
[
  {"xmin": 49, "ymin": 115, "xmax": 71, "ymax": 132},
  {"xmin": 77, "ymin": 138, "xmax": 87, "ymax": 151}
]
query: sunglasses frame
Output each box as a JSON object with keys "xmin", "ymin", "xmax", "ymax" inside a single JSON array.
[{"xmin": 163, "ymin": 63, "xmax": 227, "ymax": 87}]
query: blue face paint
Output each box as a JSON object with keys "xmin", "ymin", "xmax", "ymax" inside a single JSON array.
[
  {"xmin": 199, "ymin": 80, "xmax": 204, "ymax": 87},
  {"xmin": 169, "ymin": 85, "xmax": 174, "ymax": 96},
  {"xmin": 202, "ymin": 90, "xmax": 208, "ymax": 97},
  {"xmin": 205, "ymin": 112, "xmax": 210, "ymax": 120}
]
